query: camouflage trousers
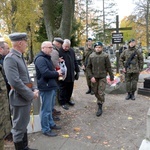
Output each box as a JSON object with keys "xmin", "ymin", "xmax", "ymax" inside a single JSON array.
[
  {"xmin": 85, "ymin": 70, "xmax": 92, "ymax": 87},
  {"xmin": 0, "ymin": 139, "xmax": 4, "ymax": 150},
  {"xmin": 125, "ymin": 73, "xmax": 139, "ymax": 92},
  {"xmin": 91, "ymin": 78, "xmax": 106, "ymax": 104}
]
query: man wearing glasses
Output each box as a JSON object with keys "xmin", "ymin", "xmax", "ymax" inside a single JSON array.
[{"xmin": 34, "ymin": 41, "xmax": 62, "ymax": 137}]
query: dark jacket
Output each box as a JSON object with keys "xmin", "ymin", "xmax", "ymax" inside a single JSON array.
[
  {"xmin": 34, "ymin": 51, "xmax": 59, "ymax": 91},
  {"xmin": 59, "ymin": 47, "xmax": 80, "ymax": 82}
]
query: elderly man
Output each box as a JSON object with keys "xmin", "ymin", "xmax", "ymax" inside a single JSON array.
[
  {"xmin": 51, "ymin": 37, "xmax": 64, "ymax": 68},
  {"xmin": 59, "ymin": 39, "xmax": 80, "ymax": 110},
  {"xmin": 3, "ymin": 32, "xmax": 39, "ymax": 150},
  {"xmin": 34, "ymin": 41, "xmax": 62, "ymax": 137},
  {"xmin": 50, "ymin": 37, "xmax": 64, "ymax": 120}
]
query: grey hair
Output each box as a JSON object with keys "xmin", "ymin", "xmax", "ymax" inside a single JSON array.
[{"xmin": 63, "ymin": 39, "xmax": 71, "ymax": 45}]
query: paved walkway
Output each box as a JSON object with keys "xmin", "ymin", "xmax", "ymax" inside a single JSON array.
[
  {"xmin": 5, "ymin": 73, "xmax": 150, "ymax": 150},
  {"xmin": 29, "ymin": 134, "xmax": 104, "ymax": 150}
]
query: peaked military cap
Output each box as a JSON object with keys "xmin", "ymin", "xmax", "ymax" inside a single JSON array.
[
  {"xmin": 94, "ymin": 41, "xmax": 103, "ymax": 48},
  {"xmin": 9, "ymin": 32, "xmax": 27, "ymax": 41},
  {"xmin": 128, "ymin": 38, "xmax": 135, "ymax": 44},
  {"xmin": 54, "ymin": 37, "xmax": 64, "ymax": 44}
]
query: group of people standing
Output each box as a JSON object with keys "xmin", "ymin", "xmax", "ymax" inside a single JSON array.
[
  {"xmin": 0, "ymin": 32, "xmax": 144, "ymax": 150},
  {"xmin": 83, "ymin": 38, "xmax": 144, "ymax": 117},
  {"xmin": 34, "ymin": 38, "xmax": 80, "ymax": 137},
  {"xmin": 0, "ymin": 32, "xmax": 80, "ymax": 149}
]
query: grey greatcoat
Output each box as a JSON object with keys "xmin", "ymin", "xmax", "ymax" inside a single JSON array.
[
  {"xmin": 3, "ymin": 49, "xmax": 34, "ymax": 142},
  {"xmin": 4, "ymin": 49, "xmax": 34, "ymax": 106}
]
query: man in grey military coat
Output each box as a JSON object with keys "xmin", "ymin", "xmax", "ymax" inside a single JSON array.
[{"xmin": 3, "ymin": 32, "xmax": 39, "ymax": 150}]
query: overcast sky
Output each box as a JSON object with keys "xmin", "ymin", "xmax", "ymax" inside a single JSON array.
[
  {"xmin": 94, "ymin": 0, "xmax": 135, "ymax": 21},
  {"xmin": 115, "ymin": 0, "xmax": 135, "ymax": 20}
]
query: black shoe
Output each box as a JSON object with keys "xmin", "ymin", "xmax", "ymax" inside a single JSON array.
[
  {"xmin": 43, "ymin": 131, "xmax": 57, "ymax": 137},
  {"xmin": 67, "ymin": 100, "xmax": 75, "ymax": 106},
  {"xmin": 125, "ymin": 92, "xmax": 131, "ymax": 100},
  {"xmin": 62, "ymin": 105, "xmax": 69, "ymax": 110},
  {"xmin": 14, "ymin": 141, "xmax": 24, "ymax": 150},
  {"xmin": 51, "ymin": 125, "xmax": 61, "ymax": 130},
  {"xmin": 131, "ymin": 93, "xmax": 135, "ymax": 100},
  {"xmin": 86, "ymin": 89, "xmax": 91, "ymax": 94},
  {"xmin": 53, "ymin": 116, "xmax": 60, "ymax": 121},
  {"xmin": 91, "ymin": 91, "xmax": 94, "ymax": 95},
  {"xmin": 96, "ymin": 104, "xmax": 103, "ymax": 117}
]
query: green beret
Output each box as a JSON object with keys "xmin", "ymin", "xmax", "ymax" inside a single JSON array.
[
  {"xmin": 94, "ymin": 41, "xmax": 103, "ymax": 48},
  {"xmin": 9, "ymin": 32, "xmax": 27, "ymax": 41},
  {"xmin": 128, "ymin": 38, "xmax": 135, "ymax": 44}
]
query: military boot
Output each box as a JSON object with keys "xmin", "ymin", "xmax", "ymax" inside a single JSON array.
[
  {"xmin": 86, "ymin": 86, "xmax": 91, "ymax": 94},
  {"xmin": 96, "ymin": 103, "xmax": 103, "ymax": 117},
  {"xmin": 125, "ymin": 92, "xmax": 131, "ymax": 100},
  {"xmin": 23, "ymin": 132, "xmax": 37, "ymax": 150},
  {"xmin": 14, "ymin": 141, "xmax": 24, "ymax": 150},
  {"xmin": 90, "ymin": 90, "xmax": 94, "ymax": 95},
  {"xmin": 131, "ymin": 92, "xmax": 135, "ymax": 100}
]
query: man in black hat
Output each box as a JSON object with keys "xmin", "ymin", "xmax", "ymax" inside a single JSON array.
[
  {"xmin": 51, "ymin": 37, "xmax": 64, "ymax": 68},
  {"xmin": 119, "ymin": 38, "xmax": 144, "ymax": 100},
  {"xmin": 50, "ymin": 37, "xmax": 64, "ymax": 120},
  {"xmin": 4, "ymin": 32, "xmax": 39, "ymax": 150},
  {"xmin": 82, "ymin": 38, "xmax": 94, "ymax": 95}
]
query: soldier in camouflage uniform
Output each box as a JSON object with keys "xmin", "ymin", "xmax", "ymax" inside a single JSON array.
[
  {"xmin": 86, "ymin": 41, "xmax": 114, "ymax": 117},
  {"xmin": 82, "ymin": 38, "xmax": 94, "ymax": 95},
  {"xmin": 0, "ymin": 42, "xmax": 12, "ymax": 150},
  {"xmin": 0, "ymin": 55, "xmax": 11, "ymax": 149},
  {"xmin": 119, "ymin": 39, "xmax": 144, "ymax": 100},
  {"xmin": 0, "ymin": 64, "xmax": 6, "ymax": 150}
]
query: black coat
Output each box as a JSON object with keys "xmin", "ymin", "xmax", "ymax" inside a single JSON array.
[{"xmin": 59, "ymin": 48, "xmax": 80, "ymax": 82}]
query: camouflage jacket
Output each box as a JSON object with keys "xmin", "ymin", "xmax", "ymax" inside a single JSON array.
[
  {"xmin": 0, "ymin": 65, "xmax": 11, "ymax": 139},
  {"xmin": 119, "ymin": 46, "xmax": 144, "ymax": 73},
  {"xmin": 86, "ymin": 51, "xmax": 114, "ymax": 79},
  {"xmin": 82, "ymin": 47, "xmax": 94, "ymax": 67}
]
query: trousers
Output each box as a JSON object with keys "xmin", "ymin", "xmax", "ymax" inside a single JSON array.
[
  {"xmin": 125, "ymin": 73, "xmax": 139, "ymax": 92},
  {"xmin": 91, "ymin": 78, "xmax": 106, "ymax": 104},
  {"xmin": 11, "ymin": 105, "xmax": 31, "ymax": 142},
  {"xmin": 40, "ymin": 90, "xmax": 56, "ymax": 133},
  {"xmin": 59, "ymin": 81, "xmax": 74, "ymax": 105}
]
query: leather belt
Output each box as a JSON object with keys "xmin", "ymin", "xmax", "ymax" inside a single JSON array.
[{"xmin": 11, "ymin": 83, "xmax": 33, "ymax": 89}]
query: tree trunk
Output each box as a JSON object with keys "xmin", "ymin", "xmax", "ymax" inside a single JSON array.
[
  {"xmin": 43, "ymin": 0, "xmax": 75, "ymax": 40},
  {"xmin": 11, "ymin": 0, "xmax": 17, "ymax": 32},
  {"xmin": 43, "ymin": 0, "xmax": 55, "ymax": 41},
  {"xmin": 60, "ymin": 0, "xmax": 75, "ymax": 39}
]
